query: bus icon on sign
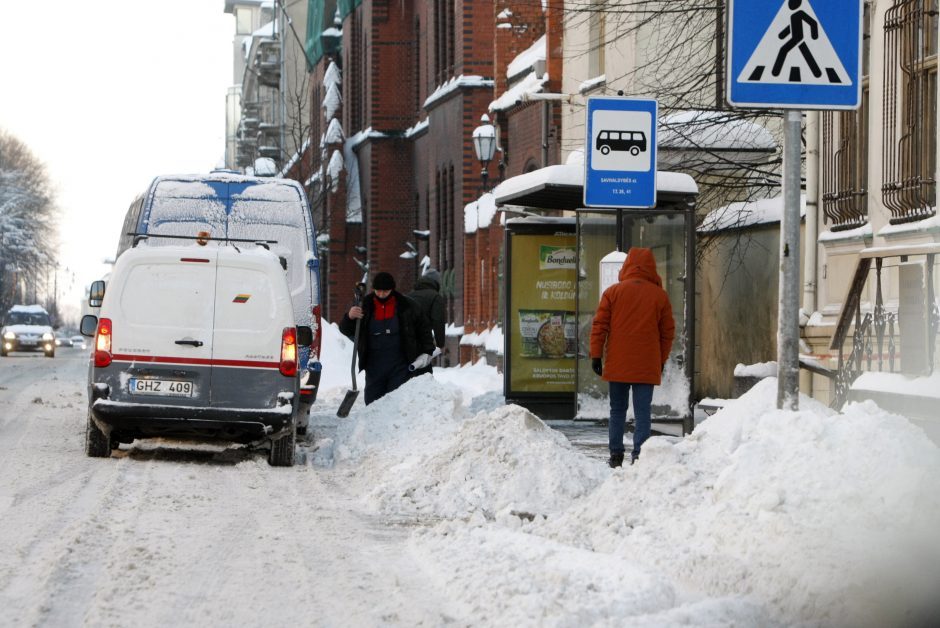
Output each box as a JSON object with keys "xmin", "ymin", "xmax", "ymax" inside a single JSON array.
[{"xmin": 596, "ymin": 130, "xmax": 647, "ymax": 156}]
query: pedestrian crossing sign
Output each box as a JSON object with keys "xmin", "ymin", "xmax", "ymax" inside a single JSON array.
[{"xmin": 727, "ymin": 0, "xmax": 862, "ymax": 109}]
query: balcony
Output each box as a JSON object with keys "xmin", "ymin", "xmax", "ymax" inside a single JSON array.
[{"xmin": 256, "ymin": 40, "xmax": 281, "ymax": 89}]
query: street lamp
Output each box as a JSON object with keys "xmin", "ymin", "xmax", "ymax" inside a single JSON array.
[{"xmin": 472, "ymin": 114, "xmax": 497, "ymax": 192}]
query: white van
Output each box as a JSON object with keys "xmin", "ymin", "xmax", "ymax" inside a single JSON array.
[
  {"xmin": 80, "ymin": 243, "xmax": 312, "ymax": 466},
  {"xmin": 116, "ymin": 173, "xmax": 324, "ymax": 437}
]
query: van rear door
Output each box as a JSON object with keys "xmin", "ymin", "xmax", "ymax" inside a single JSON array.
[
  {"xmin": 208, "ymin": 249, "xmax": 293, "ymax": 410},
  {"xmin": 113, "ymin": 249, "xmax": 217, "ymax": 407}
]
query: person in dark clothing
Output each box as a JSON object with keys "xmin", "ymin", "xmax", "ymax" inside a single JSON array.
[
  {"xmin": 339, "ymin": 272, "xmax": 435, "ymax": 405},
  {"xmin": 407, "ymin": 268, "xmax": 445, "ymax": 377}
]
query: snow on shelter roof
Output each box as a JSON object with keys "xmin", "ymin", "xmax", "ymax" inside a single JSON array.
[{"xmin": 492, "ymin": 164, "xmax": 697, "ymax": 211}]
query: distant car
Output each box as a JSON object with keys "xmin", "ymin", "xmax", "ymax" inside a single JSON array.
[
  {"xmin": 1, "ymin": 304, "xmax": 56, "ymax": 358},
  {"xmin": 71, "ymin": 335, "xmax": 87, "ymax": 349},
  {"xmin": 55, "ymin": 334, "xmax": 73, "ymax": 347}
]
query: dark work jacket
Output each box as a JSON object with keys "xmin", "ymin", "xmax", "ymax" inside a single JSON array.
[
  {"xmin": 407, "ymin": 277, "xmax": 445, "ymax": 349},
  {"xmin": 339, "ymin": 291, "xmax": 434, "ymax": 372}
]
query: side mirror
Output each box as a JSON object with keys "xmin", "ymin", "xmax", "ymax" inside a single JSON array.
[
  {"xmin": 296, "ymin": 326, "xmax": 313, "ymax": 346},
  {"xmin": 89, "ymin": 280, "xmax": 106, "ymax": 308},
  {"xmin": 80, "ymin": 315, "xmax": 99, "ymax": 337}
]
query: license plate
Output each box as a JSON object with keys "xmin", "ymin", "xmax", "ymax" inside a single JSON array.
[
  {"xmin": 20, "ymin": 339, "xmax": 37, "ymax": 346},
  {"xmin": 129, "ymin": 378, "xmax": 193, "ymax": 397}
]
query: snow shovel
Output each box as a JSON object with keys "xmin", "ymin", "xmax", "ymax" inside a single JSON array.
[{"xmin": 337, "ymin": 282, "xmax": 366, "ymax": 417}]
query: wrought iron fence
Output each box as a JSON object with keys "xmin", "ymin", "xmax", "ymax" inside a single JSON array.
[{"xmin": 828, "ymin": 248, "xmax": 939, "ymax": 408}]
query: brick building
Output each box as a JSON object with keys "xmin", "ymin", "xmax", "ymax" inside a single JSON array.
[{"xmin": 302, "ymin": 1, "xmax": 562, "ymax": 364}]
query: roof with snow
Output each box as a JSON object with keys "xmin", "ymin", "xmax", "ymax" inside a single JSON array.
[
  {"xmin": 489, "ymin": 72, "xmax": 549, "ymax": 112},
  {"xmin": 493, "ymin": 164, "xmax": 698, "ymax": 211},
  {"xmin": 507, "ymin": 35, "xmax": 546, "ymax": 81},
  {"xmin": 424, "ymin": 75, "xmax": 494, "ymax": 110},
  {"xmin": 464, "ymin": 193, "xmax": 498, "ymax": 234},
  {"xmin": 659, "ymin": 111, "xmax": 776, "ymax": 152},
  {"xmin": 699, "ymin": 194, "xmax": 806, "ymax": 233}
]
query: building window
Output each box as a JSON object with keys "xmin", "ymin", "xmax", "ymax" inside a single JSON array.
[
  {"xmin": 433, "ymin": 0, "xmax": 455, "ymax": 84},
  {"xmin": 882, "ymin": 0, "xmax": 938, "ymax": 224},
  {"xmin": 236, "ymin": 8, "xmax": 253, "ymax": 35},
  {"xmin": 822, "ymin": 2, "xmax": 871, "ymax": 231}
]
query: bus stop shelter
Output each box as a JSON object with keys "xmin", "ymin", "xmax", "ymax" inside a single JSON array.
[{"xmin": 494, "ymin": 164, "xmax": 698, "ymax": 434}]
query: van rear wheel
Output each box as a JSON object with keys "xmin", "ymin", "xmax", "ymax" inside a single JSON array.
[
  {"xmin": 268, "ymin": 425, "xmax": 296, "ymax": 467},
  {"xmin": 85, "ymin": 412, "xmax": 111, "ymax": 458}
]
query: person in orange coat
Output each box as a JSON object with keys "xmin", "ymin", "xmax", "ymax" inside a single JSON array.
[{"xmin": 590, "ymin": 247, "xmax": 675, "ymax": 468}]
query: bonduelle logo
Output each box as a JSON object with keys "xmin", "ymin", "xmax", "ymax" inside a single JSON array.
[{"xmin": 539, "ymin": 245, "xmax": 576, "ymax": 270}]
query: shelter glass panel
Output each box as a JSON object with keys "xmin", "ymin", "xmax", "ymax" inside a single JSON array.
[{"xmin": 576, "ymin": 210, "xmax": 691, "ymax": 423}]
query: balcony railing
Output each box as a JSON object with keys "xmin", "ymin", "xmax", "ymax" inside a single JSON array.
[{"xmin": 826, "ymin": 244, "xmax": 940, "ymax": 408}]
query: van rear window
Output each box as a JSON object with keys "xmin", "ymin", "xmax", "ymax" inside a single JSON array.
[{"xmin": 120, "ymin": 263, "xmax": 216, "ymax": 328}]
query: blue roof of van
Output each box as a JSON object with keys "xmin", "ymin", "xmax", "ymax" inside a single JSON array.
[{"xmin": 149, "ymin": 175, "xmax": 304, "ymax": 204}]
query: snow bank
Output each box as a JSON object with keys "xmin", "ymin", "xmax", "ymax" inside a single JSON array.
[
  {"xmin": 373, "ymin": 405, "xmax": 606, "ymax": 520},
  {"xmin": 537, "ymin": 378, "xmax": 940, "ymax": 626},
  {"xmin": 410, "ymin": 524, "xmax": 773, "ymax": 627},
  {"xmin": 432, "ymin": 359, "xmax": 502, "ymax": 405},
  {"xmin": 332, "ymin": 375, "xmax": 466, "ymax": 465}
]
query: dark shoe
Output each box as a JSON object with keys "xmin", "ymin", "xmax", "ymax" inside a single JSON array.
[
  {"xmin": 608, "ymin": 453, "xmax": 624, "ymax": 468},
  {"xmin": 630, "ymin": 454, "xmax": 638, "ymax": 465}
]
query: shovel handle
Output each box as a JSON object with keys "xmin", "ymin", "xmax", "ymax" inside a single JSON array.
[{"xmin": 349, "ymin": 282, "xmax": 366, "ymax": 391}]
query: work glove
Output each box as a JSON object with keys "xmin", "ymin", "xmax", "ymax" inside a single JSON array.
[
  {"xmin": 591, "ymin": 358, "xmax": 603, "ymax": 376},
  {"xmin": 409, "ymin": 353, "xmax": 432, "ymax": 372}
]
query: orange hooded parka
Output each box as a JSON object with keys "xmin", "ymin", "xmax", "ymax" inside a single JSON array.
[{"xmin": 590, "ymin": 247, "xmax": 675, "ymax": 384}]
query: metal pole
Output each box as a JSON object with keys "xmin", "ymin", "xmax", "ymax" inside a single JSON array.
[{"xmin": 777, "ymin": 110, "xmax": 802, "ymax": 410}]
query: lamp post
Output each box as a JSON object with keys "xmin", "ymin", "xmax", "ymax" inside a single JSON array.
[{"xmin": 472, "ymin": 114, "xmax": 497, "ymax": 193}]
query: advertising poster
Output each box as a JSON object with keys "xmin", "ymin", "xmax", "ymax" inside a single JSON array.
[{"xmin": 508, "ymin": 233, "xmax": 577, "ymax": 393}]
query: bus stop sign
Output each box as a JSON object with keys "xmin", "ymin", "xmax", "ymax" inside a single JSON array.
[
  {"xmin": 584, "ymin": 97, "xmax": 658, "ymax": 208},
  {"xmin": 727, "ymin": 0, "xmax": 862, "ymax": 109}
]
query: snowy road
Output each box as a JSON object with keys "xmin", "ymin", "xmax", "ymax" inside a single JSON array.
[
  {"xmin": 0, "ymin": 350, "xmax": 461, "ymax": 626},
  {"xmin": 3, "ymin": 340, "xmax": 940, "ymax": 627}
]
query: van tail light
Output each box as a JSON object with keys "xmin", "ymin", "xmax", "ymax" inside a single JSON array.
[
  {"xmin": 94, "ymin": 318, "xmax": 113, "ymax": 368},
  {"xmin": 311, "ymin": 305, "xmax": 322, "ymax": 359},
  {"xmin": 280, "ymin": 327, "xmax": 298, "ymax": 377}
]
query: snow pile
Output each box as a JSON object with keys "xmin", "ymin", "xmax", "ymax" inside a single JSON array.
[
  {"xmin": 536, "ymin": 378, "xmax": 940, "ymax": 626},
  {"xmin": 331, "ymin": 375, "xmax": 465, "ymax": 466},
  {"xmin": 733, "ymin": 360, "xmax": 777, "ymax": 378},
  {"xmin": 373, "ymin": 405, "xmax": 606, "ymax": 520},
  {"xmin": 410, "ymin": 524, "xmax": 771, "ymax": 627},
  {"xmin": 432, "ymin": 359, "xmax": 502, "ymax": 406}
]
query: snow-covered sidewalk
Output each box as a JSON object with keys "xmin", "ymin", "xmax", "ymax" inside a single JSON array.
[{"xmin": 320, "ymin": 371, "xmax": 940, "ymax": 626}]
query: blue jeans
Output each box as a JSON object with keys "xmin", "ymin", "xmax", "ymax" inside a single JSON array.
[{"xmin": 608, "ymin": 382, "xmax": 654, "ymax": 459}]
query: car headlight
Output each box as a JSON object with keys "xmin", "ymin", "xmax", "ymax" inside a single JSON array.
[
  {"xmin": 2, "ymin": 331, "xmax": 15, "ymax": 340},
  {"xmin": 43, "ymin": 332, "xmax": 55, "ymax": 341}
]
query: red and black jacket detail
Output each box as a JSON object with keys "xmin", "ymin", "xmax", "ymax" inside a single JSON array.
[{"xmin": 339, "ymin": 290, "xmax": 435, "ymax": 372}]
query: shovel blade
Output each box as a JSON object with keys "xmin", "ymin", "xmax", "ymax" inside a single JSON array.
[{"xmin": 336, "ymin": 388, "xmax": 360, "ymax": 417}]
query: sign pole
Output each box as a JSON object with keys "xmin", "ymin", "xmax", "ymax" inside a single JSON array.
[{"xmin": 777, "ymin": 109, "xmax": 802, "ymax": 410}]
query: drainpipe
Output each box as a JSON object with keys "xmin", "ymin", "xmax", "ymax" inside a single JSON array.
[
  {"xmin": 804, "ymin": 111, "xmax": 819, "ymax": 313},
  {"xmin": 542, "ymin": 101, "xmax": 550, "ymax": 167},
  {"xmin": 802, "ymin": 111, "xmax": 820, "ymax": 397}
]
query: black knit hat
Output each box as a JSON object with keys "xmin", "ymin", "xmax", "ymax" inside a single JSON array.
[{"xmin": 372, "ymin": 272, "xmax": 396, "ymax": 290}]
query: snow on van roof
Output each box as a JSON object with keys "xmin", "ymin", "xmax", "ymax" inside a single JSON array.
[
  {"xmin": 151, "ymin": 176, "xmax": 304, "ymax": 203},
  {"xmin": 8, "ymin": 304, "xmax": 48, "ymax": 313}
]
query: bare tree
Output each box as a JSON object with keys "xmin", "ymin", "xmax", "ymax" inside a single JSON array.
[
  {"xmin": 0, "ymin": 129, "xmax": 59, "ymax": 314},
  {"xmin": 561, "ymin": 0, "xmax": 788, "ymax": 267}
]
